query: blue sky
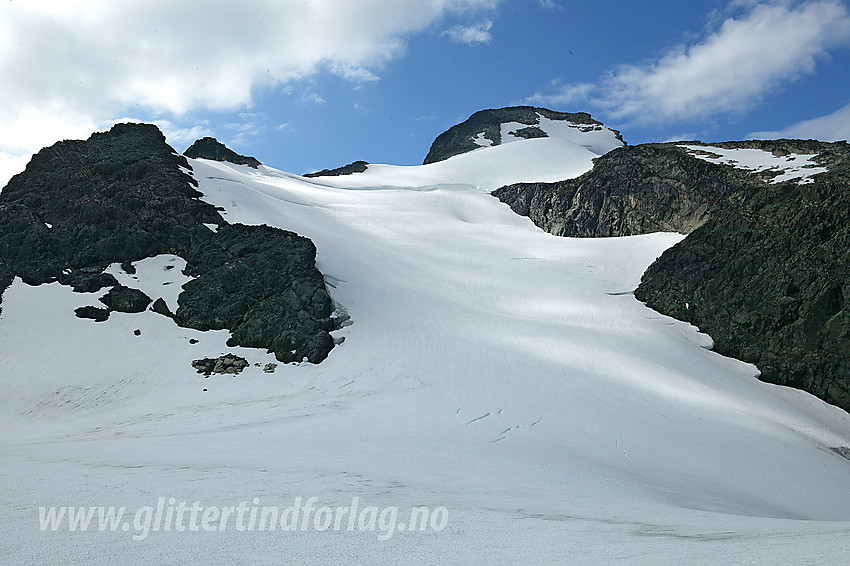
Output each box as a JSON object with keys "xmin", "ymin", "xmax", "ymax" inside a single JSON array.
[{"xmin": 2, "ymin": 0, "xmax": 849, "ymax": 182}]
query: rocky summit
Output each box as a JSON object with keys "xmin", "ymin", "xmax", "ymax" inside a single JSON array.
[
  {"xmin": 495, "ymin": 138, "xmax": 850, "ymax": 413},
  {"xmin": 423, "ymin": 105, "xmax": 623, "ymax": 164},
  {"xmin": 0, "ymin": 123, "xmax": 337, "ymax": 364},
  {"xmin": 183, "ymin": 136, "xmax": 262, "ymax": 168}
]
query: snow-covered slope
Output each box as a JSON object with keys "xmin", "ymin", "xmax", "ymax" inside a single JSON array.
[
  {"xmin": 2, "ymin": 139, "xmax": 850, "ymax": 565},
  {"xmin": 313, "ymin": 117, "xmax": 623, "ymax": 191}
]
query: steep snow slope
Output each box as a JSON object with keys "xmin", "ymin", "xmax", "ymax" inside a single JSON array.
[{"xmin": 2, "ymin": 139, "xmax": 850, "ymax": 565}]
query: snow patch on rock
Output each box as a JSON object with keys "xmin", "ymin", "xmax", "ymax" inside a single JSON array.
[{"xmin": 679, "ymin": 144, "xmax": 828, "ymax": 184}]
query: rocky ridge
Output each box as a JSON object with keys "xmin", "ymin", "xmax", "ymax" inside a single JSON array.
[
  {"xmin": 303, "ymin": 160, "xmax": 369, "ymax": 178},
  {"xmin": 0, "ymin": 123, "xmax": 337, "ymax": 364},
  {"xmin": 494, "ymin": 143, "xmax": 757, "ymax": 237}
]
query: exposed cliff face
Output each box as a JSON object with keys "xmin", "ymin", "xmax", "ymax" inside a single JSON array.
[
  {"xmin": 423, "ymin": 106, "xmax": 622, "ymax": 165},
  {"xmin": 183, "ymin": 136, "xmax": 262, "ymax": 168},
  {"xmin": 0, "ymin": 123, "xmax": 336, "ymax": 363},
  {"xmin": 493, "ymin": 144, "xmax": 759, "ymax": 237},
  {"xmin": 495, "ymin": 139, "xmax": 850, "ymax": 413}
]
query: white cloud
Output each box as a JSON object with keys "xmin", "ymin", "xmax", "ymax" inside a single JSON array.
[
  {"xmin": 300, "ymin": 92, "xmax": 327, "ymax": 106},
  {"xmin": 0, "ymin": 0, "xmax": 499, "ymax": 186},
  {"xmin": 223, "ymin": 118, "xmax": 260, "ymax": 148},
  {"xmin": 444, "ymin": 20, "xmax": 493, "ymax": 45},
  {"xmin": 330, "ymin": 64, "xmax": 381, "ymax": 84},
  {"xmin": 529, "ymin": 1, "xmax": 850, "ymax": 124},
  {"xmin": 156, "ymin": 121, "xmax": 215, "ymax": 148},
  {"xmin": 526, "ymin": 83, "xmax": 594, "ymax": 107},
  {"xmin": 749, "ymin": 102, "xmax": 850, "ymax": 140}
]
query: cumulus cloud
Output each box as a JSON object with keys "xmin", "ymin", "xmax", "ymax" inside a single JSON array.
[
  {"xmin": 330, "ymin": 64, "xmax": 381, "ymax": 84},
  {"xmin": 444, "ymin": 20, "xmax": 493, "ymax": 45},
  {"xmin": 0, "ymin": 0, "xmax": 499, "ymax": 185},
  {"xmin": 526, "ymin": 82, "xmax": 594, "ymax": 107},
  {"xmin": 749, "ymin": 102, "xmax": 850, "ymax": 140},
  {"xmin": 528, "ymin": 1, "xmax": 850, "ymax": 125}
]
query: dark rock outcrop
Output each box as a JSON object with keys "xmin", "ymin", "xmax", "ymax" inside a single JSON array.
[
  {"xmin": 303, "ymin": 160, "xmax": 369, "ymax": 178},
  {"xmin": 150, "ymin": 297, "xmax": 174, "ymax": 318},
  {"xmin": 634, "ymin": 142, "xmax": 850, "ymax": 413},
  {"xmin": 494, "ymin": 143, "xmax": 760, "ymax": 237},
  {"xmin": 74, "ymin": 305, "xmax": 110, "ymax": 322},
  {"xmin": 99, "ymin": 285, "xmax": 152, "ymax": 313},
  {"xmin": 183, "ymin": 137, "xmax": 261, "ymax": 168},
  {"xmin": 496, "ymin": 138, "xmax": 850, "ymax": 413},
  {"xmin": 0, "ymin": 123, "xmax": 337, "ymax": 364},
  {"xmin": 175, "ymin": 223, "xmax": 336, "ymax": 364},
  {"xmin": 192, "ymin": 354, "xmax": 249, "ymax": 376},
  {"xmin": 423, "ymin": 106, "xmax": 622, "ymax": 165}
]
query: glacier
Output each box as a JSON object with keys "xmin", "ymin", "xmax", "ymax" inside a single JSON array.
[{"xmin": 2, "ymin": 129, "xmax": 849, "ymax": 565}]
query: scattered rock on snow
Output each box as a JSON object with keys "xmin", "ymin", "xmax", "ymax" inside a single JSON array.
[
  {"xmin": 191, "ymin": 354, "xmax": 249, "ymax": 376},
  {"xmin": 149, "ymin": 297, "xmax": 174, "ymax": 318},
  {"xmin": 74, "ymin": 305, "xmax": 110, "ymax": 322},
  {"xmin": 831, "ymin": 447, "xmax": 850, "ymax": 461}
]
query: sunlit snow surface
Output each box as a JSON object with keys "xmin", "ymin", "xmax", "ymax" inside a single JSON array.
[
  {"xmin": 2, "ymin": 136, "xmax": 850, "ymax": 564},
  {"xmin": 679, "ymin": 144, "xmax": 828, "ymax": 184},
  {"xmin": 317, "ymin": 132, "xmax": 620, "ymax": 192}
]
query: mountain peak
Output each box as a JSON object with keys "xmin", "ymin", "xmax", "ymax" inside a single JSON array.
[
  {"xmin": 423, "ymin": 106, "xmax": 623, "ymax": 164},
  {"xmin": 184, "ymin": 137, "xmax": 261, "ymax": 168}
]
